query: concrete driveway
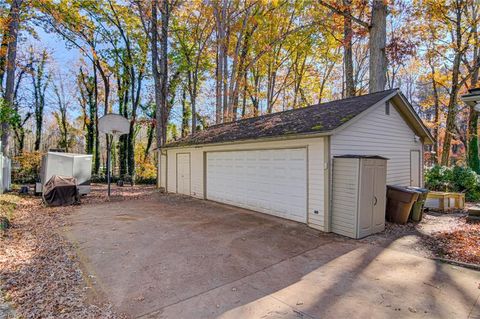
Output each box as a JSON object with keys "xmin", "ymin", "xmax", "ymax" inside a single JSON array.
[{"xmin": 65, "ymin": 193, "xmax": 480, "ymax": 319}]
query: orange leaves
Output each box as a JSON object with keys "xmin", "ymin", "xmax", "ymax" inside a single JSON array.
[{"xmin": 433, "ymin": 223, "xmax": 480, "ymax": 264}]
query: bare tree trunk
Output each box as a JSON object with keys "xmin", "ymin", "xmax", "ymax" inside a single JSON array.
[
  {"xmin": 152, "ymin": 0, "xmax": 162, "ymax": 149},
  {"xmin": 222, "ymin": 3, "xmax": 229, "ymax": 122},
  {"xmin": 214, "ymin": 3, "xmax": 223, "ymax": 124},
  {"xmin": 144, "ymin": 120, "xmax": 155, "ymax": 160},
  {"xmin": 441, "ymin": 3, "xmax": 464, "ymax": 166},
  {"xmin": 160, "ymin": 0, "xmax": 169, "ymax": 144},
  {"xmin": 93, "ymin": 61, "xmax": 100, "ymax": 174},
  {"xmin": 467, "ymin": 2, "xmax": 480, "ymax": 172},
  {"xmin": 1, "ymin": 0, "xmax": 23, "ymax": 154},
  {"xmin": 428, "ymin": 60, "xmax": 440, "ymax": 164},
  {"xmin": 181, "ymin": 87, "xmax": 190, "ymax": 137},
  {"xmin": 0, "ymin": 30, "xmax": 9, "ymax": 90},
  {"xmin": 343, "ymin": 0, "xmax": 355, "ymax": 97},
  {"xmin": 187, "ymin": 72, "xmax": 197, "ymax": 134},
  {"xmin": 31, "ymin": 50, "xmax": 49, "ymax": 151},
  {"xmin": 368, "ymin": 0, "xmax": 387, "ymax": 93}
]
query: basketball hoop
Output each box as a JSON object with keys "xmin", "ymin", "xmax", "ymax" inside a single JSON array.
[{"xmin": 98, "ymin": 114, "xmax": 130, "ymax": 197}]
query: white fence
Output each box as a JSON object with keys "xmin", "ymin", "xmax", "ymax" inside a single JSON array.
[{"xmin": 0, "ymin": 154, "xmax": 11, "ymax": 194}]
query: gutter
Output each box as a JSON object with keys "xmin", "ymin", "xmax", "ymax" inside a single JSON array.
[{"xmin": 163, "ymin": 130, "xmax": 333, "ymax": 150}]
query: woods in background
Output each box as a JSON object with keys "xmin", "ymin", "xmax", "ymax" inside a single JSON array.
[{"xmin": 1, "ymin": 0, "xmax": 480, "ymax": 182}]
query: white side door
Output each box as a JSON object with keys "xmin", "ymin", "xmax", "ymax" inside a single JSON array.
[
  {"xmin": 410, "ymin": 150, "xmax": 420, "ymax": 187},
  {"xmin": 176, "ymin": 153, "xmax": 191, "ymax": 195}
]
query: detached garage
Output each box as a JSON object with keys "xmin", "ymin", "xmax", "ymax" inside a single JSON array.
[{"xmin": 158, "ymin": 89, "xmax": 433, "ymax": 233}]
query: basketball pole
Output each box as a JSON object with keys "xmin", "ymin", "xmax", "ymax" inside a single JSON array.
[
  {"xmin": 98, "ymin": 113, "xmax": 129, "ymax": 198},
  {"xmin": 107, "ymin": 134, "xmax": 111, "ymax": 197}
]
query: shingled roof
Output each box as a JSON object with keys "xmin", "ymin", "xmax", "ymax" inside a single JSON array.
[{"xmin": 166, "ymin": 89, "xmax": 398, "ymax": 147}]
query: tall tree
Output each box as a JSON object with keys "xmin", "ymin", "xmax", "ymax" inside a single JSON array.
[
  {"xmin": 318, "ymin": 0, "xmax": 388, "ymax": 93},
  {"xmin": 172, "ymin": 1, "xmax": 213, "ymax": 134},
  {"xmin": 466, "ymin": 1, "xmax": 480, "ymax": 172},
  {"xmin": 368, "ymin": 0, "xmax": 387, "ymax": 93},
  {"xmin": 53, "ymin": 76, "xmax": 70, "ymax": 152},
  {"xmin": 28, "ymin": 48, "xmax": 49, "ymax": 151},
  {"xmin": 1, "ymin": 0, "xmax": 23, "ymax": 154},
  {"xmin": 343, "ymin": 0, "xmax": 355, "ymax": 97}
]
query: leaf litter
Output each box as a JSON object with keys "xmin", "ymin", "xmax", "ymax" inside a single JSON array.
[{"xmin": 0, "ymin": 184, "xmax": 159, "ymax": 318}]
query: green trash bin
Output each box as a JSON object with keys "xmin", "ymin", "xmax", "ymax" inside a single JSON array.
[{"xmin": 407, "ymin": 187, "xmax": 429, "ymax": 222}]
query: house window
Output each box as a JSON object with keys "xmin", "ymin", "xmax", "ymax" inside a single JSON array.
[{"xmin": 385, "ymin": 101, "xmax": 390, "ymax": 115}]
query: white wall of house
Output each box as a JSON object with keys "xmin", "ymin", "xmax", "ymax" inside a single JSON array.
[
  {"xmin": 162, "ymin": 137, "xmax": 329, "ymax": 231},
  {"xmin": 331, "ymin": 100, "xmax": 424, "ymax": 186}
]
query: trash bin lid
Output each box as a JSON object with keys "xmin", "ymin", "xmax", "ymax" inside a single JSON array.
[
  {"xmin": 387, "ymin": 185, "xmax": 420, "ymax": 202},
  {"xmin": 406, "ymin": 186, "xmax": 429, "ymax": 193},
  {"xmin": 387, "ymin": 185, "xmax": 419, "ymax": 194}
]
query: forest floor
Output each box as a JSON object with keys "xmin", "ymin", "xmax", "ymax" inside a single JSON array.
[
  {"xmin": 0, "ymin": 184, "xmax": 158, "ymax": 318},
  {"xmin": 0, "ymin": 184, "xmax": 478, "ymax": 318}
]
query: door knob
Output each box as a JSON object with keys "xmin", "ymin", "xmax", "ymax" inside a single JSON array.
[{"xmin": 373, "ymin": 196, "xmax": 378, "ymax": 206}]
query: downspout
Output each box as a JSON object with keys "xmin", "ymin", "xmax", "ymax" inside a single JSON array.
[{"xmin": 324, "ymin": 136, "xmax": 332, "ymax": 232}]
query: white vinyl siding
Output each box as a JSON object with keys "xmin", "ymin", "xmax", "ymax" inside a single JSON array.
[
  {"xmin": 331, "ymin": 101, "xmax": 423, "ymax": 186},
  {"xmin": 163, "ymin": 137, "xmax": 327, "ymax": 231}
]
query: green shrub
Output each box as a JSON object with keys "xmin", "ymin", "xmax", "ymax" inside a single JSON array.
[
  {"xmin": 0, "ymin": 195, "xmax": 21, "ymax": 231},
  {"xmin": 425, "ymin": 165, "xmax": 480, "ymax": 201}
]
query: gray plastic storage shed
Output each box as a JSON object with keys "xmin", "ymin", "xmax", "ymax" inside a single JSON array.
[{"xmin": 331, "ymin": 155, "xmax": 388, "ymax": 239}]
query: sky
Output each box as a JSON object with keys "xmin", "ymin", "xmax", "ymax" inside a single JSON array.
[{"xmin": 27, "ymin": 23, "xmax": 216, "ymax": 128}]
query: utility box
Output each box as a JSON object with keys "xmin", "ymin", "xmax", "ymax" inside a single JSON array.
[
  {"xmin": 40, "ymin": 152, "xmax": 93, "ymax": 195},
  {"xmin": 331, "ymin": 155, "xmax": 388, "ymax": 239}
]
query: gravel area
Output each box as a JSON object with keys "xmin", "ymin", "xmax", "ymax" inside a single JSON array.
[{"xmin": 362, "ymin": 208, "xmax": 480, "ymax": 265}]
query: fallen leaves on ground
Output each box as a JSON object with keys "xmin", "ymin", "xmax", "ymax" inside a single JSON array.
[
  {"xmin": 429, "ymin": 217, "xmax": 480, "ymax": 264},
  {"xmin": 364, "ymin": 208, "xmax": 480, "ymax": 266},
  {"xmin": 0, "ymin": 183, "xmax": 158, "ymax": 318}
]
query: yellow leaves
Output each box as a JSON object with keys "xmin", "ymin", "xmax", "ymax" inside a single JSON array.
[{"xmin": 134, "ymin": 143, "xmax": 156, "ymax": 180}]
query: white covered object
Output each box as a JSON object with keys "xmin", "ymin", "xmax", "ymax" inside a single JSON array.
[
  {"xmin": 41, "ymin": 152, "xmax": 93, "ymax": 195},
  {"xmin": 0, "ymin": 143, "xmax": 11, "ymax": 194}
]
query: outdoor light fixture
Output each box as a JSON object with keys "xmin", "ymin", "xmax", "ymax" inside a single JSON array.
[
  {"xmin": 461, "ymin": 88, "xmax": 480, "ymax": 110},
  {"xmin": 475, "ymin": 103, "xmax": 480, "ymax": 112}
]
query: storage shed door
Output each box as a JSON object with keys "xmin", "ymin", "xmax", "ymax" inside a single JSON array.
[{"xmin": 206, "ymin": 149, "xmax": 307, "ymax": 223}]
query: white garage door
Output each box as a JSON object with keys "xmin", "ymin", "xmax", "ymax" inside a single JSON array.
[{"xmin": 206, "ymin": 149, "xmax": 307, "ymax": 222}]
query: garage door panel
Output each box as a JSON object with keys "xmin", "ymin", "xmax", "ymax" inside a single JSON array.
[{"xmin": 206, "ymin": 149, "xmax": 307, "ymax": 223}]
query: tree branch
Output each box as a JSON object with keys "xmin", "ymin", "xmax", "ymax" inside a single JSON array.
[{"xmin": 317, "ymin": 0, "xmax": 370, "ymax": 29}]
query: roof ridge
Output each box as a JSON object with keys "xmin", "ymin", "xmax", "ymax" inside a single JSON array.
[{"xmin": 205, "ymin": 88, "xmax": 398, "ymax": 130}]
